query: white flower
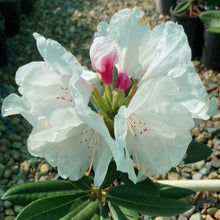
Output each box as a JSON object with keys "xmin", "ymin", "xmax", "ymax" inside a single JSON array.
[
  {"xmin": 1, "ymin": 33, "xmax": 122, "ymax": 186},
  {"xmin": 90, "ymin": 8, "xmax": 217, "ymax": 180},
  {"xmin": 95, "ymin": 8, "xmax": 215, "ymax": 121}
]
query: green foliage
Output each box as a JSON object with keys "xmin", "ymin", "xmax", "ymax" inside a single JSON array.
[
  {"xmin": 173, "ymin": 1, "xmax": 192, "ymax": 14},
  {"xmin": 156, "ymin": 183, "xmax": 194, "ymax": 199},
  {"xmin": 2, "ymin": 179, "xmax": 90, "ymax": 206},
  {"xmin": 184, "ymin": 140, "xmax": 212, "ymax": 164},
  {"xmin": 2, "ymin": 164, "xmax": 195, "ymax": 219},
  {"xmin": 200, "ymin": 10, "xmax": 220, "ymax": 33},
  {"xmin": 173, "ymin": 0, "xmax": 220, "ymax": 15},
  {"xmin": 106, "ymin": 178, "xmax": 193, "ymax": 217}
]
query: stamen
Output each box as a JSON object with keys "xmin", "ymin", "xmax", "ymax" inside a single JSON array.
[
  {"xmin": 55, "ymin": 87, "xmax": 74, "ymax": 104},
  {"xmin": 127, "ymin": 114, "xmax": 148, "ymax": 171},
  {"xmin": 85, "ymin": 133, "xmax": 99, "ymax": 176},
  {"xmin": 128, "ymin": 114, "xmax": 148, "ymax": 136}
]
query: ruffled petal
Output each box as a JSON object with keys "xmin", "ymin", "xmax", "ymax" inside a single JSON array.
[
  {"xmin": 14, "ymin": 61, "xmax": 75, "ymax": 117},
  {"xmin": 1, "ymin": 93, "xmax": 35, "ymax": 125},
  {"xmin": 115, "ymin": 77, "xmax": 194, "ymax": 180},
  {"xmin": 141, "ymin": 21, "xmax": 191, "ymax": 82},
  {"xmin": 33, "ymin": 33, "xmax": 82, "ymax": 76},
  {"xmin": 28, "ymin": 108, "xmax": 93, "ymax": 181},
  {"xmin": 95, "ymin": 8, "xmax": 151, "ymax": 79}
]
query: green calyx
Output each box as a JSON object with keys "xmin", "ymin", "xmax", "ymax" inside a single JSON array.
[{"xmin": 92, "ymin": 79, "xmax": 138, "ymax": 137}]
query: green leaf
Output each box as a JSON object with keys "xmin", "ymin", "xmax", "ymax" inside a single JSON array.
[
  {"xmin": 16, "ymin": 194, "xmax": 88, "ymax": 220},
  {"xmin": 70, "ymin": 200, "xmax": 99, "ymax": 220},
  {"xmin": 173, "ymin": 0, "xmax": 191, "ymax": 14},
  {"xmin": 91, "ymin": 206, "xmax": 109, "ymax": 220},
  {"xmin": 156, "ymin": 183, "xmax": 194, "ymax": 199},
  {"xmin": 119, "ymin": 176, "xmax": 159, "ymax": 197},
  {"xmin": 108, "ymin": 202, "xmax": 141, "ymax": 220},
  {"xmin": 200, "ymin": 10, "xmax": 220, "ymax": 33},
  {"xmin": 101, "ymin": 161, "xmax": 120, "ymax": 189},
  {"xmin": 184, "ymin": 140, "xmax": 212, "ymax": 164},
  {"xmin": 107, "ymin": 186, "xmax": 192, "ymax": 217},
  {"xmin": 2, "ymin": 180, "xmax": 89, "ymax": 206},
  {"xmin": 60, "ymin": 199, "xmax": 93, "ymax": 220},
  {"xmin": 207, "ymin": 26, "xmax": 220, "ymax": 33}
]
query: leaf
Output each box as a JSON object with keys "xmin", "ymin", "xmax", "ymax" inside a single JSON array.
[
  {"xmin": 156, "ymin": 183, "xmax": 194, "ymax": 199},
  {"xmin": 16, "ymin": 193, "xmax": 88, "ymax": 220},
  {"xmin": 200, "ymin": 10, "xmax": 220, "ymax": 33},
  {"xmin": 107, "ymin": 186, "xmax": 193, "ymax": 217},
  {"xmin": 91, "ymin": 206, "xmax": 109, "ymax": 220},
  {"xmin": 60, "ymin": 199, "xmax": 92, "ymax": 220},
  {"xmin": 2, "ymin": 180, "xmax": 89, "ymax": 206},
  {"xmin": 184, "ymin": 140, "xmax": 212, "ymax": 164},
  {"xmin": 119, "ymin": 176, "xmax": 159, "ymax": 197},
  {"xmin": 108, "ymin": 202, "xmax": 141, "ymax": 220},
  {"xmin": 173, "ymin": 0, "xmax": 191, "ymax": 14},
  {"xmin": 207, "ymin": 27, "xmax": 220, "ymax": 33},
  {"xmin": 100, "ymin": 161, "xmax": 120, "ymax": 189},
  {"xmin": 70, "ymin": 200, "xmax": 99, "ymax": 220}
]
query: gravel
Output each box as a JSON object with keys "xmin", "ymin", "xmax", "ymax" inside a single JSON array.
[{"xmin": 0, "ymin": 0, "xmax": 219, "ymax": 219}]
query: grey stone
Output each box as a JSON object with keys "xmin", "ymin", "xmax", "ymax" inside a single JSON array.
[
  {"xmin": 11, "ymin": 150, "xmax": 20, "ymax": 160},
  {"xmin": 192, "ymin": 172, "xmax": 203, "ymax": 180},
  {"xmin": 3, "ymin": 201, "xmax": 12, "ymax": 209},
  {"xmin": 3, "ymin": 170, "xmax": 12, "ymax": 179},
  {"xmin": 184, "ymin": 206, "xmax": 196, "ymax": 217},
  {"xmin": 178, "ymin": 215, "xmax": 187, "ymax": 220},
  {"xmin": 13, "ymin": 205, "xmax": 23, "ymax": 215},
  {"xmin": 5, "ymin": 209, "xmax": 14, "ymax": 216},
  {"xmin": 199, "ymin": 167, "xmax": 209, "ymax": 175},
  {"xmin": 189, "ymin": 213, "xmax": 201, "ymax": 220},
  {"xmin": 12, "ymin": 142, "xmax": 22, "ymax": 149},
  {"xmin": 211, "ymin": 157, "xmax": 220, "ymax": 168},
  {"xmin": 4, "ymin": 216, "xmax": 16, "ymax": 220}
]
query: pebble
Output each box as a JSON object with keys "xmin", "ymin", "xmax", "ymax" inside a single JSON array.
[
  {"xmin": 5, "ymin": 209, "xmax": 14, "ymax": 216},
  {"xmin": 4, "ymin": 217, "xmax": 16, "ymax": 220},
  {"xmin": 192, "ymin": 172, "xmax": 203, "ymax": 180},
  {"xmin": 189, "ymin": 213, "xmax": 201, "ymax": 220},
  {"xmin": 184, "ymin": 207, "xmax": 196, "ymax": 218},
  {"xmin": 13, "ymin": 205, "xmax": 23, "ymax": 215},
  {"xmin": 40, "ymin": 163, "xmax": 49, "ymax": 174},
  {"xmin": 214, "ymin": 210, "xmax": 220, "ymax": 219},
  {"xmin": 3, "ymin": 170, "xmax": 12, "ymax": 179},
  {"xmin": 3, "ymin": 201, "xmax": 12, "ymax": 209},
  {"xmin": 211, "ymin": 157, "xmax": 220, "ymax": 168},
  {"xmin": 178, "ymin": 215, "xmax": 187, "ymax": 220},
  {"xmin": 207, "ymin": 207, "xmax": 217, "ymax": 216},
  {"xmin": 199, "ymin": 167, "xmax": 209, "ymax": 175},
  {"xmin": 206, "ymin": 215, "xmax": 214, "ymax": 220}
]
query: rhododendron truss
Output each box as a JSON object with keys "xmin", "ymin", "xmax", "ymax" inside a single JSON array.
[{"xmin": 1, "ymin": 7, "xmax": 217, "ymax": 219}]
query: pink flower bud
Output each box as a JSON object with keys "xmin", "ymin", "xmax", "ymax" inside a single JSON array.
[
  {"xmin": 116, "ymin": 68, "xmax": 132, "ymax": 91},
  {"xmin": 90, "ymin": 37, "xmax": 118, "ymax": 85}
]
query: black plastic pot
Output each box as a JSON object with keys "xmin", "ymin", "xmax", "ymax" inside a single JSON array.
[
  {"xmin": 21, "ymin": 0, "xmax": 33, "ymax": 16},
  {"xmin": 170, "ymin": 5, "xmax": 204, "ymax": 60},
  {"xmin": 0, "ymin": 0, "xmax": 21, "ymax": 37},
  {"xmin": 0, "ymin": 28, "xmax": 7, "ymax": 67},
  {"xmin": 202, "ymin": 30, "xmax": 220, "ymax": 71},
  {"xmin": 155, "ymin": 0, "xmax": 176, "ymax": 16}
]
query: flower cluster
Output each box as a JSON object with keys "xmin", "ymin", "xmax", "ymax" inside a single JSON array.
[{"xmin": 2, "ymin": 8, "xmax": 216, "ymax": 186}]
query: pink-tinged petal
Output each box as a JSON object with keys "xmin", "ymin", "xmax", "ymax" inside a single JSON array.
[
  {"xmin": 90, "ymin": 37, "xmax": 118, "ymax": 85},
  {"xmin": 116, "ymin": 68, "xmax": 132, "ymax": 91}
]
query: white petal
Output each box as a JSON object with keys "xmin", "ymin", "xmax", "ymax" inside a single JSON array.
[
  {"xmin": 93, "ymin": 137, "xmax": 112, "ymax": 186},
  {"xmin": 15, "ymin": 61, "xmax": 75, "ymax": 117},
  {"xmin": 74, "ymin": 104, "xmax": 125, "ymax": 175},
  {"xmin": 33, "ymin": 33, "xmax": 82, "ymax": 76},
  {"xmin": 142, "ymin": 22, "xmax": 191, "ymax": 82},
  {"xmin": 115, "ymin": 77, "xmax": 194, "ymax": 179},
  {"xmin": 2, "ymin": 94, "xmax": 35, "ymax": 125},
  {"xmin": 174, "ymin": 65, "xmax": 210, "ymax": 120}
]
